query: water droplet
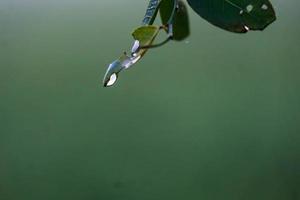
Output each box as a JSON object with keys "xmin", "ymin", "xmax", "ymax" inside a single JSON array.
[
  {"xmin": 239, "ymin": 10, "xmax": 244, "ymax": 15},
  {"xmin": 261, "ymin": 4, "xmax": 268, "ymax": 10},
  {"xmin": 106, "ymin": 73, "xmax": 117, "ymax": 87},
  {"xmin": 130, "ymin": 55, "xmax": 141, "ymax": 65},
  {"xmin": 131, "ymin": 40, "xmax": 140, "ymax": 53},
  {"xmin": 244, "ymin": 26, "xmax": 250, "ymax": 31},
  {"xmin": 246, "ymin": 4, "xmax": 253, "ymax": 13},
  {"xmin": 123, "ymin": 55, "xmax": 142, "ymax": 69}
]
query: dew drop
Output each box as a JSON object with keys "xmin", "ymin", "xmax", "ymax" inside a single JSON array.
[
  {"xmin": 261, "ymin": 4, "xmax": 268, "ymax": 10},
  {"xmin": 106, "ymin": 73, "xmax": 117, "ymax": 87},
  {"xmin": 246, "ymin": 4, "xmax": 253, "ymax": 13}
]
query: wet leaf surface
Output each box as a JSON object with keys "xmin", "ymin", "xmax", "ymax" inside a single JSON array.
[{"xmin": 187, "ymin": 0, "xmax": 276, "ymax": 33}]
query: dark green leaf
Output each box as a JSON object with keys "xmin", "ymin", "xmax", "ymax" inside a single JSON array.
[
  {"xmin": 187, "ymin": 0, "xmax": 276, "ymax": 33},
  {"xmin": 173, "ymin": 1, "xmax": 190, "ymax": 40},
  {"xmin": 160, "ymin": 0, "xmax": 176, "ymax": 25},
  {"xmin": 160, "ymin": 0, "xmax": 190, "ymax": 40}
]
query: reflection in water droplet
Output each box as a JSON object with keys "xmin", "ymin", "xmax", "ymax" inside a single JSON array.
[
  {"xmin": 106, "ymin": 73, "xmax": 117, "ymax": 87},
  {"xmin": 123, "ymin": 55, "xmax": 142, "ymax": 69},
  {"xmin": 246, "ymin": 4, "xmax": 253, "ymax": 13},
  {"xmin": 261, "ymin": 4, "xmax": 268, "ymax": 10},
  {"xmin": 130, "ymin": 55, "xmax": 142, "ymax": 65},
  {"xmin": 131, "ymin": 40, "xmax": 140, "ymax": 53}
]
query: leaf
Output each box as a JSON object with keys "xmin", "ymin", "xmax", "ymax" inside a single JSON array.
[
  {"xmin": 132, "ymin": 25, "xmax": 160, "ymax": 47},
  {"xmin": 173, "ymin": 1, "xmax": 190, "ymax": 40},
  {"xmin": 160, "ymin": 0, "xmax": 176, "ymax": 25},
  {"xmin": 187, "ymin": 0, "xmax": 276, "ymax": 33},
  {"xmin": 131, "ymin": 25, "xmax": 160, "ymax": 59},
  {"xmin": 160, "ymin": 0, "xmax": 190, "ymax": 41}
]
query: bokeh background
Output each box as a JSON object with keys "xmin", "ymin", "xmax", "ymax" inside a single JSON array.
[{"xmin": 1, "ymin": 0, "xmax": 299, "ymax": 199}]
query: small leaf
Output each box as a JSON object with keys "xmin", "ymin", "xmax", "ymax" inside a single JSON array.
[
  {"xmin": 187, "ymin": 0, "xmax": 276, "ymax": 33},
  {"xmin": 131, "ymin": 25, "xmax": 160, "ymax": 62},
  {"xmin": 132, "ymin": 25, "xmax": 160, "ymax": 47}
]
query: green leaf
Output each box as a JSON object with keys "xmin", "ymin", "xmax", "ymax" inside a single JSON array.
[
  {"xmin": 173, "ymin": 1, "xmax": 190, "ymax": 40},
  {"xmin": 187, "ymin": 0, "xmax": 276, "ymax": 33},
  {"xmin": 131, "ymin": 25, "xmax": 160, "ymax": 61},
  {"xmin": 160, "ymin": 0, "xmax": 176, "ymax": 25},
  {"xmin": 160, "ymin": 0, "xmax": 190, "ymax": 41},
  {"xmin": 132, "ymin": 25, "xmax": 160, "ymax": 47}
]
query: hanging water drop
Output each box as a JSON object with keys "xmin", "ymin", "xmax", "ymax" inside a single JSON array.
[{"xmin": 106, "ymin": 73, "xmax": 117, "ymax": 87}]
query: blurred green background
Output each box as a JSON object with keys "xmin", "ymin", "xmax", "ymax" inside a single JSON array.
[{"xmin": 1, "ymin": 0, "xmax": 299, "ymax": 199}]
